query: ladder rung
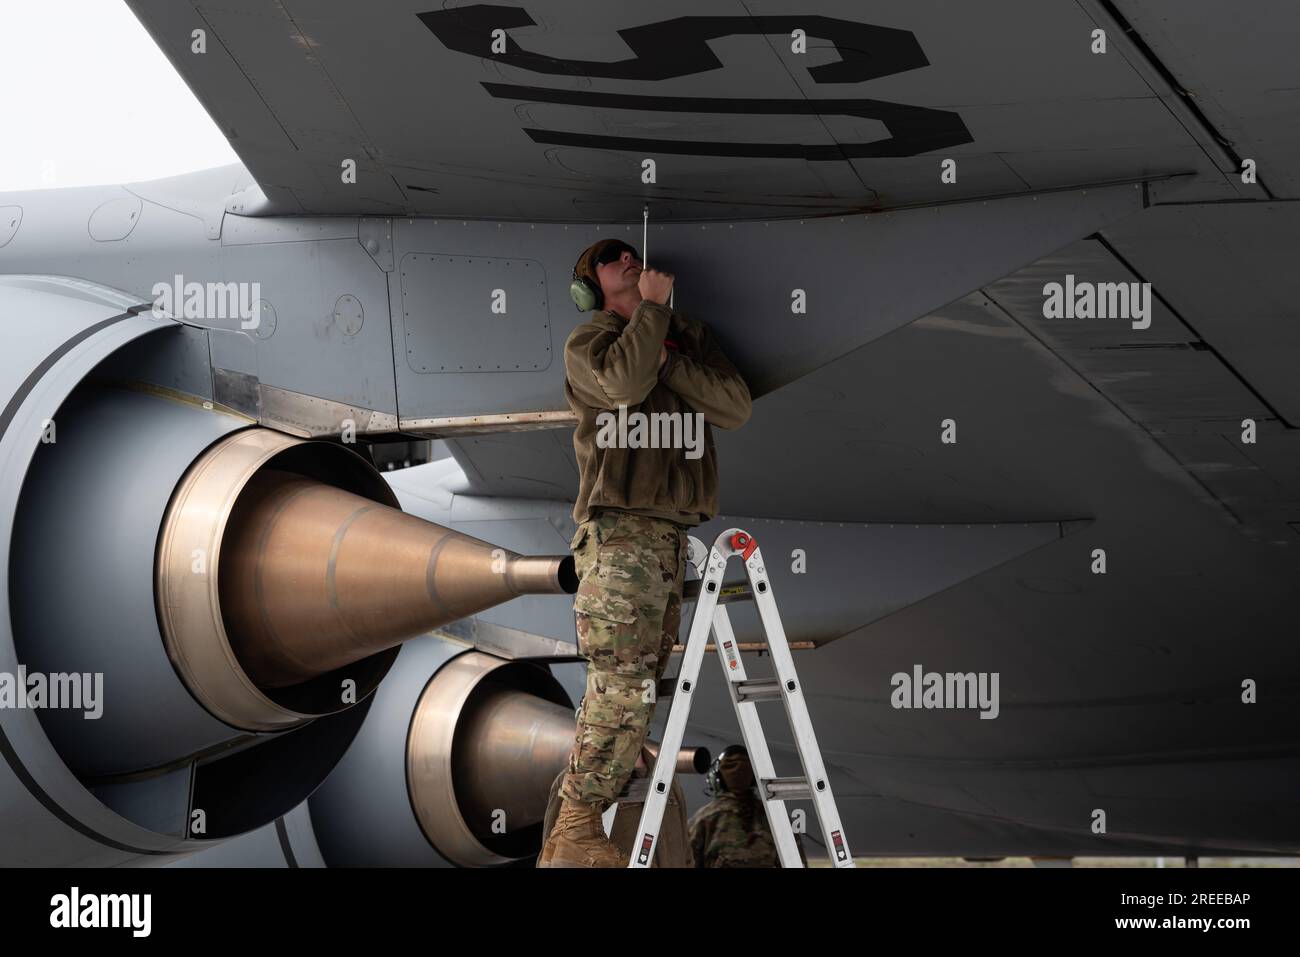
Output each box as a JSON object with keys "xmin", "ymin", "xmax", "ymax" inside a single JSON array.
[
  {"xmin": 763, "ymin": 777, "xmax": 812, "ymax": 801},
  {"xmin": 735, "ymin": 677, "xmax": 782, "ymax": 702},
  {"xmin": 670, "ymin": 641, "xmax": 816, "ymax": 653},
  {"xmin": 683, "ymin": 579, "xmax": 752, "ymax": 604}
]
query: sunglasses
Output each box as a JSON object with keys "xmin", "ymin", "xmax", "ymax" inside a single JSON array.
[{"xmin": 594, "ymin": 242, "xmax": 641, "ymax": 267}]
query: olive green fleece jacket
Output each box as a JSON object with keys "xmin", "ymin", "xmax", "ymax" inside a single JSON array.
[{"xmin": 563, "ymin": 299, "xmax": 751, "ymax": 526}]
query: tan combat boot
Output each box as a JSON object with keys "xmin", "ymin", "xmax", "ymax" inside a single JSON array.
[{"xmin": 537, "ymin": 798, "xmax": 628, "ymax": 868}]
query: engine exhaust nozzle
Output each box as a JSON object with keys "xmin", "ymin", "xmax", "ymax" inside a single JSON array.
[
  {"xmin": 220, "ymin": 469, "xmax": 577, "ymax": 688},
  {"xmin": 157, "ymin": 428, "xmax": 576, "ymax": 730}
]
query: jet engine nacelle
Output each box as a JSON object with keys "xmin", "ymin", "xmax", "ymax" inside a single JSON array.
[
  {"xmin": 0, "ymin": 276, "xmax": 576, "ymax": 865},
  {"xmin": 177, "ymin": 639, "xmax": 710, "ymax": 868}
]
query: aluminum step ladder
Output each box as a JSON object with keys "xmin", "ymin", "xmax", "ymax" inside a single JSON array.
[{"xmin": 629, "ymin": 528, "xmax": 854, "ymax": 868}]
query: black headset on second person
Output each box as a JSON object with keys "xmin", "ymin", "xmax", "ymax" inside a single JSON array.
[{"xmin": 705, "ymin": 744, "xmax": 752, "ymax": 796}]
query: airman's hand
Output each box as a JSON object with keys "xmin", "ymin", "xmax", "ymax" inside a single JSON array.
[
  {"xmin": 639, "ymin": 268, "xmax": 674, "ymax": 306},
  {"xmin": 659, "ymin": 346, "xmax": 668, "ymax": 368}
]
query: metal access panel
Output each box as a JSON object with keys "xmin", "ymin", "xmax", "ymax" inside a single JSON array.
[{"xmin": 398, "ymin": 253, "xmax": 553, "ymax": 374}]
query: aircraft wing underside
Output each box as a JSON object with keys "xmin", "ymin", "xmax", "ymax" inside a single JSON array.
[{"xmin": 124, "ymin": 0, "xmax": 1288, "ymax": 221}]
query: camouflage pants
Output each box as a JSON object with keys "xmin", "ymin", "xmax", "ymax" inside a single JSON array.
[{"xmin": 560, "ymin": 510, "xmax": 688, "ymax": 805}]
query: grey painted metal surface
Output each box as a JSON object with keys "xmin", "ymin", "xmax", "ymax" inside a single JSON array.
[
  {"xmin": 387, "ymin": 185, "xmax": 1149, "ymax": 420},
  {"xmin": 431, "ymin": 618, "xmax": 580, "ymax": 661},
  {"xmin": 89, "ymin": 767, "xmax": 192, "ymax": 839},
  {"xmin": 11, "ymin": 386, "xmax": 249, "ymax": 778},
  {"xmin": 443, "ymin": 429, "xmax": 578, "ymax": 500},
  {"xmin": 124, "ymin": 0, "xmax": 1237, "ymax": 218},
  {"xmin": 0, "ymin": 278, "xmax": 194, "ymax": 864},
  {"xmin": 1114, "ymin": 0, "xmax": 1298, "ymax": 198},
  {"xmin": 94, "ymin": 324, "xmax": 217, "ymax": 402},
  {"xmin": 0, "ymin": 206, "xmax": 20, "ymax": 247},
  {"xmin": 0, "ymin": 170, "xmax": 1149, "ymax": 434},
  {"xmin": 166, "ymin": 799, "xmax": 328, "ymax": 868},
  {"xmin": 1074, "ymin": 0, "xmax": 1266, "ymax": 202},
  {"xmin": 688, "ymin": 516, "xmax": 1070, "ymax": 646},
  {"xmin": 307, "ymin": 637, "xmax": 466, "ymax": 867},
  {"xmin": 0, "ymin": 181, "xmax": 399, "ymax": 428},
  {"xmin": 1102, "ymin": 203, "xmax": 1300, "ymax": 425},
  {"xmin": 87, "ymin": 196, "xmax": 143, "ymax": 242},
  {"xmin": 385, "ymin": 460, "xmax": 1070, "ymax": 650},
  {"xmin": 399, "ymin": 254, "xmax": 553, "ymax": 374},
  {"xmin": 987, "ymin": 231, "xmax": 1300, "ymax": 544}
]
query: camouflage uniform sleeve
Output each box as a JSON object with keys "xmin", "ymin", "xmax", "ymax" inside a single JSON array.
[
  {"xmin": 660, "ymin": 318, "xmax": 752, "ymax": 429},
  {"xmin": 687, "ymin": 807, "xmax": 714, "ymax": 868},
  {"xmin": 565, "ymin": 301, "xmax": 671, "ymax": 407}
]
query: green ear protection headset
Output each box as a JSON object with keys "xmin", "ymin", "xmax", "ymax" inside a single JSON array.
[
  {"xmin": 570, "ymin": 240, "xmax": 640, "ymax": 312},
  {"xmin": 569, "ymin": 273, "xmax": 601, "ymax": 313}
]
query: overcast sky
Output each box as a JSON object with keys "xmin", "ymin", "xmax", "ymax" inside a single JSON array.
[{"xmin": 0, "ymin": 0, "xmax": 240, "ymax": 191}]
